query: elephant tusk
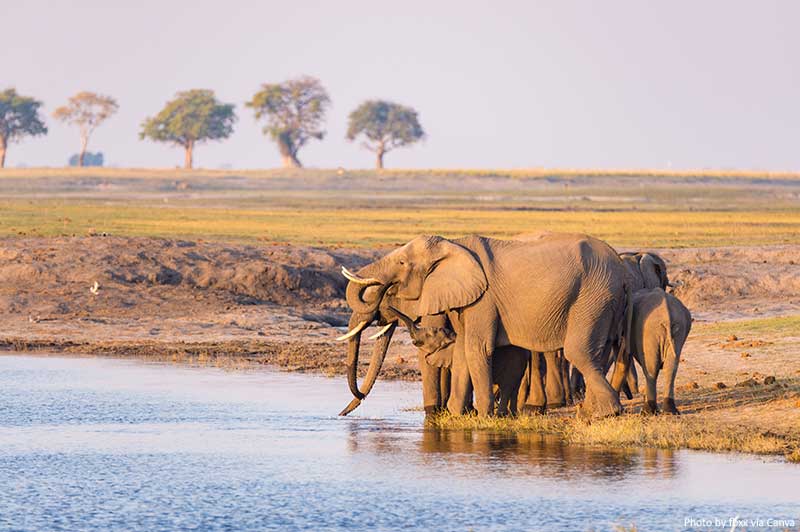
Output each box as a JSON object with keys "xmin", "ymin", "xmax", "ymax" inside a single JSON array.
[
  {"xmin": 341, "ymin": 266, "xmax": 382, "ymax": 286},
  {"xmin": 367, "ymin": 322, "xmax": 395, "ymax": 340},
  {"xmin": 339, "ymin": 397, "xmax": 362, "ymax": 416},
  {"xmin": 336, "ymin": 320, "xmax": 369, "ymax": 341},
  {"xmin": 667, "ymin": 281, "xmax": 677, "ymax": 288}
]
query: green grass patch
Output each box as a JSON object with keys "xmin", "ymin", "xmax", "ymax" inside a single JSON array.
[
  {"xmin": 1, "ymin": 199, "xmax": 797, "ymax": 248},
  {"xmin": 695, "ymin": 315, "xmax": 800, "ymax": 337}
]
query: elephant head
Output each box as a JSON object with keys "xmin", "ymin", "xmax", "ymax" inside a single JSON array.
[
  {"xmin": 387, "ymin": 305, "xmax": 455, "ymax": 356},
  {"xmin": 638, "ymin": 252, "xmax": 671, "ymax": 290},
  {"xmin": 338, "ymin": 236, "xmax": 487, "ymax": 415},
  {"xmin": 620, "ymin": 251, "xmax": 672, "ymax": 290}
]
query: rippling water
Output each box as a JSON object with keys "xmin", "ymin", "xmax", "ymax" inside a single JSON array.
[{"xmin": 0, "ymin": 355, "xmax": 797, "ymax": 531}]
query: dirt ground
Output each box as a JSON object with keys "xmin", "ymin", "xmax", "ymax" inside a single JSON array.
[{"xmin": 1, "ymin": 235, "xmax": 799, "ymax": 448}]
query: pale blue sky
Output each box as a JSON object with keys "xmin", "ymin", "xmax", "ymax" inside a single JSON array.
[{"xmin": 5, "ymin": 1, "xmax": 799, "ymax": 169}]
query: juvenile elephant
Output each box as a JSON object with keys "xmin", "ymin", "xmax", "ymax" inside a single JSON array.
[
  {"xmin": 339, "ymin": 233, "xmax": 632, "ymax": 419},
  {"xmin": 572, "ymin": 251, "xmax": 674, "ymax": 400},
  {"xmin": 619, "ymin": 251, "xmax": 672, "ymax": 291},
  {"xmin": 629, "ymin": 288, "xmax": 692, "ymax": 415},
  {"xmin": 390, "ymin": 306, "xmax": 529, "ymax": 417}
]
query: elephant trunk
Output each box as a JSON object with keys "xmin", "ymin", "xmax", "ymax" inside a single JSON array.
[
  {"xmin": 387, "ymin": 305, "xmax": 422, "ymax": 342},
  {"xmin": 340, "ymin": 321, "xmax": 397, "ymax": 416},
  {"xmin": 345, "ymin": 314, "xmax": 367, "ymax": 400},
  {"xmin": 345, "ymin": 279, "xmax": 392, "ymax": 316}
]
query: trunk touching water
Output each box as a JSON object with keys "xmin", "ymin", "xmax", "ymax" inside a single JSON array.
[
  {"xmin": 340, "ymin": 321, "xmax": 396, "ymax": 416},
  {"xmin": 339, "ymin": 263, "xmax": 397, "ymax": 415}
]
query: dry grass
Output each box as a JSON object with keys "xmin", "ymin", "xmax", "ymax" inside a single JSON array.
[
  {"xmin": 1, "ymin": 199, "xmax": 797, "ymax": 248},
  {"xmin": 427, "ymin": 412, "xmax": 798, "ymax": 459}
]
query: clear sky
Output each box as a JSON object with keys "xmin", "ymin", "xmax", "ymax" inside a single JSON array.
[{"xmin": 5, "ymin": 0, "xmax": 799, "ymax": 170}]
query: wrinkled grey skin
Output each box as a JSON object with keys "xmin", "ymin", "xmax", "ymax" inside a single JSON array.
[
  {"xmin": 620, "ymin": 251, "xmax": 671, "ymax": 291},
  {"xmin": 341, "ymin": 233, "xmax": 631, "ymax": 419},
  {"xmin": 630, "ymin": 289, "xmax": 692, "ymax": 415},
  {"xmin": 516, "ymin": 350, "xmax": 573, "ymax": 414},
  {"xmin": 388, "ymin": 307, "xmax": 456, "ymax": 416},
  {"xmin": 571, "ymin": 251, "xmax": 672, "ymax": 401}
]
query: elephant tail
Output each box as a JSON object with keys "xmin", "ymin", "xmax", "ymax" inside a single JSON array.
[{"xmin": 610, "ymin": 283, "xmax": 634, "ymax": 393}]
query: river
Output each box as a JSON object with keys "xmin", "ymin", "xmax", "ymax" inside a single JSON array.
[{"xmin": 0, "ymin": 355, "xmax": 797, "ymax": 531}]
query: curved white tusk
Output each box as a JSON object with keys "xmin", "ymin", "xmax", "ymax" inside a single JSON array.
[
  {"xmin": 336, "ymin": 320, "xmax": 369, "ymax": 341},
  {"xmin": 341, "ymin": 266, "xmax": 381, "ymax": 285},
  {"xmin": 367, "ymin": 322, "xmax": 394, "ymax": 340}
]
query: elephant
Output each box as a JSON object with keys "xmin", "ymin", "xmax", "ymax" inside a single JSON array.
[
  {"xmin": 619, "ymin": 251, "xmax": 672, "ymax": 291},
  {"xmin": 516, "ymin": 350, "xmax": 573, "ymax": 414},
  {"xmin": 337, "ymin": 296, "xmax": 455, "ymax": 417},
  {"xmin": 572, "ymin": 251, "xmax": 674, "ymax": 400},
  {"xmin": 389, "ymin": 306, "xmax": 529, "ymax": 417},
  {"xmin": 628, "ymin": 288, "xmax": 692, "ymax": 415},
  {"xmin": 339, "ymin": 232, "xmax": 632, "ymax": 419}
]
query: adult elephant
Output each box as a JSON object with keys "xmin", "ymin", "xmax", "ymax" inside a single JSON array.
[{"xmin": 339, "ymin": 232, "xmax": 631, "ymax": 418}]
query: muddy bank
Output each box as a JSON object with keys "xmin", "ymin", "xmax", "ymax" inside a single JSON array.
[
  {"xmin": 1, "ymin": 236, "xmax": 799, "ymax": 449},
  {"xmin": 0, "ymin": 236, "xmax": 798, "ymax": 376}
]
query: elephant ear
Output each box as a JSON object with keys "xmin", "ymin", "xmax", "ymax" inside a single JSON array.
[
  {"xmin": 639, "ymin": 253, "xmax": 664, "ymax": 289},
  {"xmin": 417, "ymin": 240, "xmax": 487, "ymax": 315},
  {"xmin": 425, "ymin": 345, "xmax": 453, "ymax": 368}
]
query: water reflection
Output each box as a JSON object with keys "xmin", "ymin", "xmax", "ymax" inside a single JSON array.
[
  {"xmin": 0, "ymin": 355, "xmax": 796, "ymax": 532},
  {"xmin": 346, "ymin": 425, "xmax": 679, "ymax": 482}
]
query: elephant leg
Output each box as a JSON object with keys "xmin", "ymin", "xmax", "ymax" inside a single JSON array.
[
  {"xmin": 565, "ymin": 332, "xmax": 622, "ymax": 419},
  {"xmin": 626, "ymin": 361, "xmax": 639, "ymax": 397},
  {"xmin": 418, "ymin": 348, "xmax": 442, "ymax": 417},
  {"xmin": 465, "ymin": 343, "xmax": 494, "ymax": 417},
  {"xmin": 544, "ymin": 350, "xmax": 566, "ymax": 407},
  {"xmin": 446, "ymin": 334, "xmax": 470, "ymax": 415},
  {"xmin": 516, "ymin": 356, "xmax": 530, "ymax": 410},
  {"xmin": 460, "ymin": 309, "xmax": 496, "ymax": 417},
  {"xmin": 560, "ymin": 353, "xmax": 572, "ymax": 406},
  {"xmin": 661, "ymin": 347, "xmax": 680, "ymax": 415},
  {"xmin": 522, "ymin": 352, "xmax": 546, "ymax": 414},
  {"xmin": 439, "ymin": 366, "xmax": 451, "ymax": 408},
  {"xmin": 639, "ymin": 350, "xmax": 659, "ymax": 415},
  {"xmin": 570, "ymin": 367, "xmax": 585, "ymax": 402}
]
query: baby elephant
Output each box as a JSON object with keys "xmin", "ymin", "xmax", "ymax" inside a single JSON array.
[{"xmin": 630, "ymin": 289, "xmax": 692, "ymax": 415}]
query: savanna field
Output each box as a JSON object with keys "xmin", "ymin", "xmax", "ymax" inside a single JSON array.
[{"xmin": 1, "ymin": 168, "xmax": 799, "ymax": 460}]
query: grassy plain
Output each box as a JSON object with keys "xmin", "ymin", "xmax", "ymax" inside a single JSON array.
[{"xmin": 0, "ymin": 167, "xmax": 798, "ymax": 248}]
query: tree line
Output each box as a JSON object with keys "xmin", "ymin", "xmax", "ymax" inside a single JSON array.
[{"xmin": 0, "ymin": 77, "xmax": 425, "ymax": 169}]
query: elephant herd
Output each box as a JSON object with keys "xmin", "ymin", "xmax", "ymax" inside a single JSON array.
[{"xmin": 337, "ymin": 232, "xmax": 692, "ymax": 420}]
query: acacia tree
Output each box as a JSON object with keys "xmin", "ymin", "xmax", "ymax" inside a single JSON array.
[
  {"xmin": 0, "ymin": 88, "xmax": 48, "ymax": 168},
  {"xmin": 140, "ymin": 89, "xmax": 236, "ymax": 169},
  {"xmin": 246, "ymin": 76, "xmax": 330, "ymax": 168},
  {"xmin": 53, "ymin": 92, "xmax": 118, "ymax": 167},
  {"xmin": 346, "ymin": 100, "xmax": 424, "ymax": 169}
]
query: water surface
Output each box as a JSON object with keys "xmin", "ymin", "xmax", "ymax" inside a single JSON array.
[{"xmin": 0, "ymin": 355, "xmax": 797, "ymax": 531}]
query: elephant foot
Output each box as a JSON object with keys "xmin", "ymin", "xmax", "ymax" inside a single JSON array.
[
  {"xmin": 641, "ymin": 400, "xmax": 658, "ymax": 415},
  {"xmin": 521, "ymin": 404, "xmax": 546, "ymax": 416},
  {"xmin": 661, "ymin": 398, "xmax": 680, "ymax": 415},
  {"xmin": 620, "ymin": 381, "xmax": 634, "ymax": 400},
  {"xmin": 424, "ymin": 405, "xmax": 444, "ymax": 418},
  {"xmin": 546, "ymin": 401, "xmax": 566, "ymax": 409}
]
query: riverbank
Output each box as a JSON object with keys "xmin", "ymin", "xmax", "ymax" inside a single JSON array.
[{"xmin": 1, "ymin": 235, "xmax": 799, "ymax": 460}]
